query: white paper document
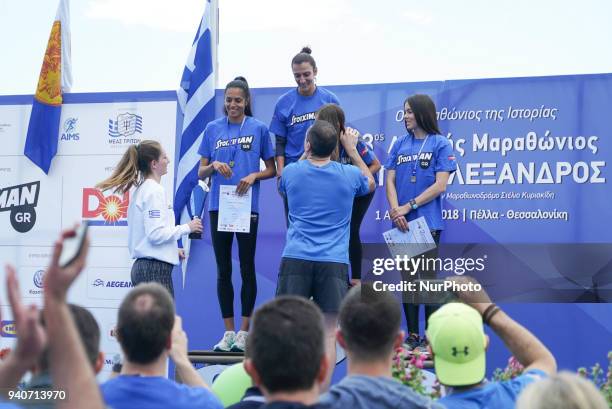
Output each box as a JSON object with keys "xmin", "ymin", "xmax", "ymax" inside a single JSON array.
[
  {"xmin": 218, "ymin": 185, "xmax": 252, "ymax": 233},
  {"xmin": 382, "ymin": 216, "xmax": 437, "ymax": 259}
]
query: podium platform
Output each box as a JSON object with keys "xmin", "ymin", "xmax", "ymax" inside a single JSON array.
[{"xmin": 188, "ymin": 350, "xmax": 245, "ymax": 365}]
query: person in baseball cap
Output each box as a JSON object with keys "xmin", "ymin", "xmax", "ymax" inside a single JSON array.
[
  {"xmin": 427, "ymin": 302, "xmax": 487, "ymax": 386},
  {"xmin": 427, "ymin": 278, "xmax": 556, "ymax": 409}
]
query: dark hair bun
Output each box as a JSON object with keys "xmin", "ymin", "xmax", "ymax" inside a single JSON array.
[
  {"xmin": 234, "ymin": 76, "xmax": 248, "ymax": 84},
  {"xmin": 300, "ymin": 46, "xmax": 312, "ymax": 54}
]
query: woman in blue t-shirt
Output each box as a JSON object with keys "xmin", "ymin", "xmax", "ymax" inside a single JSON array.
[
  {"xmin": 315, "ymin": 104, "xmax": 381, "ymax": 286},
  {"xmin": 270, "ymin": 47, "xmax": 340, "ymax": 221},
  {"xmin": 385, "ymin": 94, "xmax": 457, "ymax": 351},
  {"xmin": 198, "ymin": 77, "xmax": 276, "ymax": 352}
]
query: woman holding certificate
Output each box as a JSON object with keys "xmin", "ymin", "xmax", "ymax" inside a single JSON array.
[
  {"xmin": 385, "ymin": 94, "xmax": 457, "ymax": 351},
  {"xmin": 198, "ymin": 77, "xmax": 276, "ymax": 352}
]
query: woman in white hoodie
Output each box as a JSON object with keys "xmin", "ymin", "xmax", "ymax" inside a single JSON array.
[{"xmin": 97, "ymin": 140, "xmax": 202, "ymax": 298}]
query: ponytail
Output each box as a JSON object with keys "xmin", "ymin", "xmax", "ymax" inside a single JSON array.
[{"xmin": 96, "ymin": 140, "xmax": 162, "ymax": 193}]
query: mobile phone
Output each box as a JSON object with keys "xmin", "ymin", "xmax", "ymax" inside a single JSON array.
[{"xmin": 59, "ymin": 222, "xmax": 89, "ymax": 267}]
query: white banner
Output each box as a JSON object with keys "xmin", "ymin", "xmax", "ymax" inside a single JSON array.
[{"xmin": 0, "ymin": 93, "xmax": 178, "ymax": 377}]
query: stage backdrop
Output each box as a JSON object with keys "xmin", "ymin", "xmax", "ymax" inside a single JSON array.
[
  {"xmin": 178, "ymin": 74, "xmax": 612, "ymax": 375},
  {"xmin": 0, "ymin": 91, "xmax": 179, "ymax": 379},
  {"xmin": 1, "ymin": 74, "xmax": 610, "ymax": 381}
]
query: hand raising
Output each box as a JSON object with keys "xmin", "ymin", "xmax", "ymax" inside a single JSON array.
[
  {"xmin": 6, "ymin": 265, "xmax": 47, "ymax": 367},
  {"xmin": 45, "ymin": 228, "xmax": 90, "ymax": 303}
]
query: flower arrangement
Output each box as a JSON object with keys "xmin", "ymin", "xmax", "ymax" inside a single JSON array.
[
  {"xmin": 492, "ymin": 356, "xmax": 524, "ymax": 382},
  {"xmin": 392, "ymin": 348, "xmax": 611, "ymax": 406},
  {"xmin": 578, "ymin": 351, "xmax": 611, "ymax": 407},
  {"xmin": 392, "ymin": 346, "xmax": 441, "ymax": 399}
]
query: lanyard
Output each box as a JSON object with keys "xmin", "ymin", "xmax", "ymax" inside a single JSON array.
[
  {"xmin": 410, "ymin": 134, "xmax": 430, "ymax": 180},
  {"xmin": 226, "ymin": 116, "xmax": 246, "ymax": 167}
]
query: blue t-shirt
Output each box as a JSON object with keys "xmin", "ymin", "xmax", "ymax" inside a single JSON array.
[
  {"xmin": 320, "ymin": 374, "xmax": 443, "ymax": 409},
  {"xmin": 101, "ymin": 375, "xmax": 223, "ymax": 409},
  {"xmin": 438, "ymin": 369, "xmax": 546, "ymax": 409},
  {"xmin": 199, "ymin": 116, "xmax": 274, "ymax": 213},
  {"xmin": 279, "ymin": 160, "xmax": 370, "ymax": 264},
  {"xmin": 339, "ymin": 139, "xmax": 377, "ymax": 166},
  {"xmin": 270, "ymin": 87, "xmax": 340, "ymax": 163},
  {"xmin": 385, "ymin": 133, "xmax": 457, "ymax": 231}
]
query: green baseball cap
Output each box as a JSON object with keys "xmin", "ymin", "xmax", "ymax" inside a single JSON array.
[{"xmin": 427, "ymin": 302, "xmax": 487, "ymax": 386}]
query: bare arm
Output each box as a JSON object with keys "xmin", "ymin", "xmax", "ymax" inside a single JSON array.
[
  {"xmin": 170, "ymin": 316, "xmax": 209, "ymax": 389},
  {"xmin": 275, "ymin": 134, "xmax": 286, "ymax": 177},
  {"xmin": 0, "ymin": 266, "xmax": 47, "ymax": 395},
  {"xmin": 368, "ymin": 158, "xmax": 382, "ymax": 175},
  {"xmin": 198, "ymin": 157, "xmax": 214, "ymax": 179},
  {"xmin": 236, "ymin": 158, "xmax": 277, "ymax": 195},
  {"xmin": 44, "ymin": 230, "xmax": 105, "ymax": 409},
  {"xmin": 385, "ymin": 169, "xmax": 408, "ymax": 231},
  {"xmin": 389, "ymin": 171, "xmax": 450, "ymax": 225},
  {"xmin": 198, "ymin": 157, "xmax": 232, "ymax": 179},
  {"xmin": 341, "ymin": 129, "xmax": 375, "ymax": 193},
  {"xmin": 414, "ymin": 171, "xmax": 450, "ymax": 207},
  {"xmin": 488, "ymin": 310, "xmax": 556, "ymax": 375},
  {"xmin": 453, "ymin": 277, "xmax": 557, "ymax": 376},
  {"xmin": 298, "ymin": 136, "xmax": 311, "ymax": 161}
]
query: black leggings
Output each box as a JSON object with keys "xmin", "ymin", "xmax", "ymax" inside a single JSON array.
[
  {"xmin": 209, "ymin": 211, "xmax": 259, "ymax": 319},
  {"xmin": 402, "ymin": 230, "xmax": 441, "ymax": 335},
  {"xmin": 349, "ymin": 191, "xmax": 375, "ymax": 279}
]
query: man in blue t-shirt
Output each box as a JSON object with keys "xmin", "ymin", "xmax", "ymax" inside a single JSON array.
[
  {"xmin": 244, "ymin": 297, "xmax": 330, "ymax": 409},
  {"xmin": 276, "ymin": 120, "xmax": 374, "ymax": 313},
  {"xmin": 428, "ymin": 279, "xmax": 557, "ymax": 409},
  {"xmin": 320, "ymin": 284, "xmax": 443, "ymax": 409},
  {"xmin": 101, "ymin": 284, "xmax": 222, "ymax": 409}
]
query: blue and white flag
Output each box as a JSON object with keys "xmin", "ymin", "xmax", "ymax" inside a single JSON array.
[
  {"xmin": 175, "ymin": 0, "xmax": 216, "ymax": 286},
  {"xmin": 24, "ymin": 0, "xmax": 72, "ymax": 174}
]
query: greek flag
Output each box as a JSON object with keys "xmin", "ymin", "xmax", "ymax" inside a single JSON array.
[
  {"xmin": 24, "ymin": 0, "xmax": 72, "ymax": 174},
  {"xmin": 174, "ymin": 0, "xmax": 215, "ymax": 284}
]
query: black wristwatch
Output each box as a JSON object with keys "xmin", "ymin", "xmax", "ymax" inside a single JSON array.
[{"xmin": 409, "ymin": 199, "xmax": 418, "ymax": 210}]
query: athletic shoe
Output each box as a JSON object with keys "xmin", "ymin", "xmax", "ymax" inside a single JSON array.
[
  {"xmin": 405, "ymin": 333, "xmax": 421, "ymax": 351},
  {"xmin": 231, "ymin": 330, "xmax": 248, "ymax": 352},
  {"xmin": 213, "ymin": 331, "xmax": 235, "ymax": 352}
]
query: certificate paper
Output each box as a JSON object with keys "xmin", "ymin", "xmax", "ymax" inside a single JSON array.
[
  {"xmin": 218, "ymin": 185, "xmax": 252, "ymax": 233},
  {"xmin": 382, "ymin": 216, "xmax": 436, "ymax": 259}
]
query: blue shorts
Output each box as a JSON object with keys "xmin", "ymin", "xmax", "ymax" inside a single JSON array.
[{"xmin": 276, "ymin": 257, "xmax": 348, "ymax": 313}]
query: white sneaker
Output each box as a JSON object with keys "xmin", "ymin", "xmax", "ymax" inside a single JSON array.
[
  {"xmin": 231, "ymin": 330, "xmax": 248, "ymax": 352},
  {"xmin": 213, "ymin": 331, "xmax": 235, "ymax": 352}
]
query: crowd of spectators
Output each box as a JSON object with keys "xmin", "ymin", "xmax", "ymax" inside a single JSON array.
[{"xmin": 0, "ymin": 229, "xmax": 609, "ymax": 408}]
